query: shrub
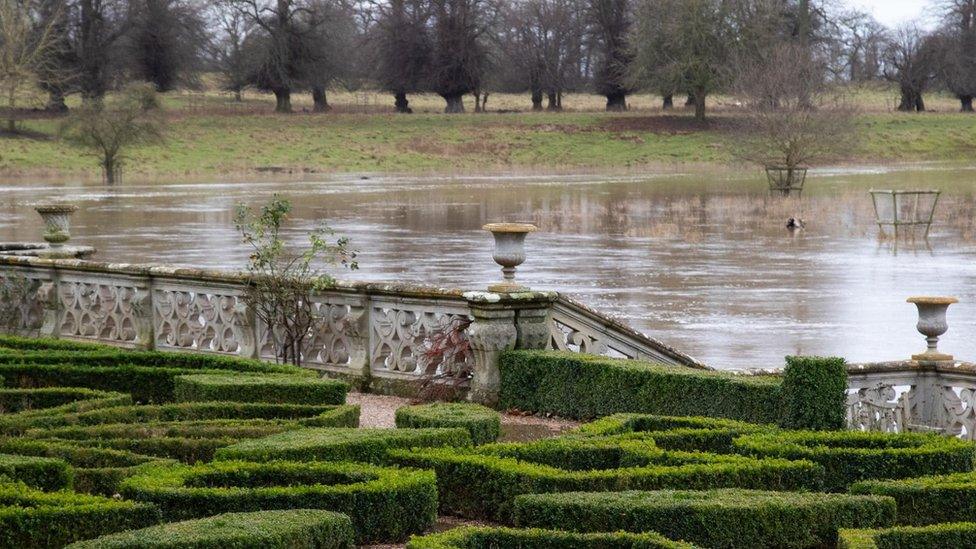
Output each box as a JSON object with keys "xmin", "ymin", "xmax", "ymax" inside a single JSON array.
[
  {"xmin": 50, "ymin": 436, "xmax": 246, "ymax": 464},
  {"xmin": 733, "ymin": 431, "xmax": 976, "ymax": 491},
  {"xmin": 0, "ymin": 387, "xmax": 129, "ymax": 414},
  {"xmin": 0, "ymin": 335, "xmax": 108, "ymax": 352},
  {"xmin": 120, "ymin": 460, "xmax": 437, "ymax": 543},
  {"xmin": 215, "ymin": 427, "xmax": 472, "ymax": 463},
  {"xmin": 396, "ymin": 403, "xmax": 501, "ymax": 445},
  {"xmin": 850, "ymin": 471, "xmax": 976, "ymax": 526},
  {"xmin": 576, "ymin": 414, "xmax": 769, "ymax": 453},
  {"xmin": 0, "ymin": 452, "xmax": 73, "ymax": 490},
  {"xmin": 0, "ymin": 481, "xmax": 161, "ymax": 548},
  {"xmin": 499, "ymin": 351, "xmax": 782, "ymax": 423},
  {"xmin": 28, "ymin": 419, "xmax": 302, "ymax": 442},
  {"xmin": 66, "ymin": 510, "xmax": 356, "ymax": 549},
  {"xmin": 174, "ymin": 373, "xmax": 348, "ymax": 405},
  {"xmin": 838, "ymin": 522, "xmax": 976, "ymax": 549},
  {"xmin": 0, "ymin": 438, "xmax": 169, "ymax": 495},
  {"xmin": 513, "ymin": 489, "xmax": 896, "ymax": 548},
  {"xmin": 389, "ymin": 437, "xmax": 823, "ymax": 521},
  {"xmin": 406, "ymin": 526, "xmax": 693, "ymax": 548},
  {"xmin": 779, "ymin": 356, "xmax": 848, "ymax": 430},
  {"xmin": 0, "ymin": 347, "xmax": 304, "ymax": 375}
]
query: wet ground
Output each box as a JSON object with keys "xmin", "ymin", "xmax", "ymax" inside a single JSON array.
[{"xmin": 3, "ymin": 164, "xmax": 976, "ymax": 369}]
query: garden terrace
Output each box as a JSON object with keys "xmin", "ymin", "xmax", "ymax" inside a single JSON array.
[
  {"xmin": 119, "ymin": 460, "xmax": 437, "ymax": 543},
  {"xmin": 512, "ymin": 489, "xmax": 896, "ymax": 548},
  {"xmin": 66, "ymin": 510, "xmax": 356, "ymax": 549}
]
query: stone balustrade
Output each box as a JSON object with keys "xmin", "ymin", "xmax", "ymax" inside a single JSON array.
[{"xmin": 0, "ymin": 255, "xmax": 703, "ymax": 402}]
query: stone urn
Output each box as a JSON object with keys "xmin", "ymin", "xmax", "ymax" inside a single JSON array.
[
  {"xmin": 908, "ymin": 296, "xmax": 958, "ymax": 362},
  {"xmin": 483, "ymin": 223, "xmax": 537, "ymax": 293},
  {"xmin": 35, "ymin": 204, "xmax": 78, "ymax": 249}
]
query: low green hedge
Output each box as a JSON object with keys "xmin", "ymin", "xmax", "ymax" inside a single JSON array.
[
  {"xmin": 577, "ymin": 414, "xmax": 768, "ymax": 453},
  {"xmin": 66, "ymin": 510, "xmax": 356, "ymax": 549},
  {"xmin": 215, "ymin": 427, "xmax": 472, "ymax": 463},
  {"xmin": 779, "ymin": 356, "xmax": 848, "ymax": 430},
  {"xmin": 0, "ymin": 438, "xmax": 169, "ymax": 495},
  {"xmin": 29, "ymin": 419, "xmax": 302, "ymax": 442},
  {"xmin": 395, "ymin": 403, "xmax": 501, "ymax": 445},
  {"xmin": 513, "ymin": 489, "xmax": 896, "ymax": 548},
  {"xmin": 0, "ymin": 481, "xmax": 161, "ymax": 548},
  {"xmin": 174, "ymin": 373, "xmax": 348, "ymax": 405},
  {"xmin": 0, "ymin": 387, "xmax": 128, "ymax": 414},
  {"xmin": 733, "ymin": 431, "xmax": 976, "ymax": 491},
  {"xmin": 499, "ymin": 351, "xmax": 783, "ymax": 423},
  {"xmin": 0, "ymin": 452, "xmax": 73, "ymax": 490},
  {"xmin": 0, "ymin": 335, "xmax": 109, "ymax": 352},
  {"xmin": 850, "ymin": 471, "xmax": 976, "ymax": 526},
  {"xmin": 49, "ymin": 436, "xmax": 246, "ymax": 463},
  {"xmin": 120, "ymin": 460, "xmax": 437, "ymax": 543},
  {"xmin": 0, "ymin": 390, "xmax": 133, "ymax": 435},
  {"xmin": 406, "ymin": 526, "xmax": 694, "ymax": 548},
  {"xmin": 389, "ymin": 436, "xmax": 823, "ymax": 521},
  {"xmin": 839, "ymin": 522, "xmax": 976, "ymax": 548}
]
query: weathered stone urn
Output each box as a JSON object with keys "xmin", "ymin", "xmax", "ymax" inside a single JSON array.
[
  {"xmin": 484, "ymin": 223, "xmax": 537, "ymax": 293},
  {"xmin": 35, "ymin": 204, "xmax": 78, "ymax": 248},
  {"xmin": 908, "ymin": 296, "xmax": 957, "ymax": 362}
]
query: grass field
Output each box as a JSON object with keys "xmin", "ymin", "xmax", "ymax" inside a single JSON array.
[{"xmin": 0, "ymin": 86, "xmax": 974, "ymax": 181}]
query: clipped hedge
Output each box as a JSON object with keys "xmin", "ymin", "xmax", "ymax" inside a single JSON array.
[
  {"xmin": 31, "ymin": 419, "xmax": 303, "ymax": 442},
  {"xmin": 215, "ymin": 427, "xmax": 472, "ymax": 463},
  {"xmin": 779, "ymin": 356, "xmax": 848, "ymax": 430},
  {"xmin": 0, "ymin": 481, "xmax": 161, "ymax": 548},
  {"xmin": 406, "ymin": 526, "xmax": 693, "ymax": 549},
  {"xmin": 120, "ymin": 460, "xmax": 437, "ymax": 543},
  {"xmin": 0, "ymin": 452, "xmax": 73, "ymax": 490},
  {"xmin": 389, "ymin": 436, "xmax": 823, "ymax": 521},
  {"xmin": 499, "ymin": 351, "xmax": 783, "ymax": 423},
  {"xmin": 0, "ymin": 390, "xmax": 133, "ymax": 435},
  {"xmin": 850, "ymin": 471, "xmax": 976, "ymax": 526},
  {"xmin": 174, "ymin": 373, "xmax": 348, "ymax": 405},
  {"xmin": 733, "ymin": 431, "xmax": 976, "ymax": 491},
  {"xmin": 66, "ymin": 510, "xmax": 356, "ymax": 549},
  {"xmin": 395, "ymin": 403, "xmax": 501, "ymax": 445},
  {"xmin": 0, "ymin": 438, "xmax": 169, "ymax": 495},
  {"xmin": 513, "ymin": 489, "xmax": 896, "ymax": 548},
  {"xmin": 839, "ymin": 522, "xmax": 976, "ymax": 549},
  {"xmin": 0, "ymin": 335, "xmax": 109, "ymax": 352},
  {"xmin": 0, "ymin": 387, "xmax": 129, "ymax": 414},
  {"xmin": 577, "ymin": 414, "xmax": 768, "ymax": 453}
]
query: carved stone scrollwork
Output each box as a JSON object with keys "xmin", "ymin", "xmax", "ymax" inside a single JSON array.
[
  {"xmin": 845, "ymin": 383, "xmax": 908, "ymax": 433},
  {"xmin": 370, "ymin": 305, "xmax": 472, "ymax": 375},
  {"xmin": 153, "ymin": 289, "xmax": 249, "ymax": 354},
  {"xmin": 549, "ymin": 318, "xmax": 610, "ymax": 356},
  {"xmin": 941, "ymin": 386, "xmax": 976, "ymax": 440},
  {"xmin": 59, "ymin": 281, "xmax": 141, "ymax": 343}
]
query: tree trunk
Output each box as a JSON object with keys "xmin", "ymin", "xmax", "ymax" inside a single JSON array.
[
  {"xmin": 234, "ymin": 89, "xmax": 243, "ymax": 102},
  {"xmin": 394, "ymin": 91, "xmax": 411, "ymax": 113},
  {"xmin": 693, "ymin": 90, "xmax": 707, "ymax": 121},
  {"xmin": 531, "ymin": 89, "xmax": 543, "ymax": 111},
  {"xmin": 663, "ymin": 94, "xmax": 674, "ymax": 110},
  {"xmin": 961, "ymin": 95, "xmax": 974, "ymax": 112},
  {"xmin": 46, "ymin": 89, "xmax": 68, "ymax": 113},
  {"xmin": 274, "ymin": 88, "xmax": 292, "ymax": 113},
  {"xmin": 685, "ymin": 94, "xmax": 695, "ymax": 107},
  {"xmin": 312, "ymin": 87, "xmax": 330, "ymax": 112},
  {"xmin": 443, "ymin": 94, "xmax": 464, "ymax": 113},
  {"xmin": 605, "ymin": 91, "xmax": 627, "ymax": 111},
  {"xmin": 897, "ymin": 87, "xmax": 923, "ymax": 112},
  {"xmin": 546, "ymin": 92, "xmax": 561, "ymax": 111},
  {"xmin": 103, "ymin": 157, "xmax": 117, "ymax": 184}
]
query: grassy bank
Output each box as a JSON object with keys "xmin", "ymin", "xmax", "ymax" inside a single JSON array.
[{"xmin": 1, "ymin": 90, "xmax": 974, "ymax": 181}]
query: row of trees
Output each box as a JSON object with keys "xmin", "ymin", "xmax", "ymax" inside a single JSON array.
[{"xmin": 2, "ymin": 0, "xmax": 974, "ymax": 117}]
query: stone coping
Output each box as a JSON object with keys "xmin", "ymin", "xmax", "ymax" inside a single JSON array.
[
  {"xmin": 482, "ymin": 223, "xmax": 538, "ymax": 233},
  {"xmin": 907, "ymin": 296, "xmax": 958, "ymax": 305}
]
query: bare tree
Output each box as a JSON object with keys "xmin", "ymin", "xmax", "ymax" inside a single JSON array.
[
  {"xmin": 124, "ymin": 0, "xmax": 208, "ymax": 92},
  {"xmin": 75, "ymin": 0, "xmax": 128, "ymax": 102},
  {"xmin": 935, "ymin": 0, "xmax": 976, "ymax": 111},
  {"xmin": 588, "ymin": 0, "xmax": 630, "ymax": 110},
  {"xmin": 209, "ymin": 3, "xmax": 257, "ymax": 101},
  {"xmin": 0, "ymin": 0, "xmax": 64, "ymax": 132},
  {"xmin": 372, "ymin": 0, "xmax": 431, "ymax": 112},
  {"xmin": 427, "ymin": 0, "xmax": 494, "ymax": 113},
  {"xmin": 835, "ymin": 9, "xmax": 887, "ymax": 83},
  {"xmin": 882, "ymin": 24, "xmax": 938, "ymax": 112}
]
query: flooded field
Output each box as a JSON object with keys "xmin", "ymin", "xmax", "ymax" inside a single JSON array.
[{"xmin": 2, "ymin": 164, "xmax": 975, "ymax": 370}]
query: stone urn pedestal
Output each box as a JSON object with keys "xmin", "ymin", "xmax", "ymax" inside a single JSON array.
[
  {"xmin": 33, "ymin": 204, "xmax": 94, "ymax": 259},
  {"xmin": 908, "ymin": 296, "xmax": 958, "ymax": 363},
  {"xmin": 483, "ymin": 223, "xmax": 537, "ymax": 293}
]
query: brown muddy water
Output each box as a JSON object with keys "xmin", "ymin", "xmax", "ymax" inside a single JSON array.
[{"xmin": 2, "ymin": 165, "xmax": 976, "ymax": 370}]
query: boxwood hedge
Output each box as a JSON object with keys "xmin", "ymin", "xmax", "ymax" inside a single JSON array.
[
  {"xmin": 406, "ymin": 526, "xmax": 694, "ymax": 549},
  {"xmin": 838, "ymin": 522, "xmax": 976, "ymax": 549},
  {"xmin": 577, "ymin": 414, "xmax": 769, "ymax": 453},
  {"xmin": 733, "ymin": 431, "xmax": 976, "ymax": 491},
  {"xmin": 0, "ymin": 335, "xmax": 109, "ymax": 352},
  {"xmin": 174, "ymin": 373, "xmax": 348, "ymax": 405},
  {"xmin": 29, "ymin": 419, "xmax": 303, "ymax": 442},
  {"xmin": 120, "ymin": 460, "xmax": 437, "ymax": 543},
  {"xmin": 0, "ymin": 452, "xmax": 73, "ymax": 490},
  {"xmin": 850, "ymin": 471, "xmax": 976, "ymax": 526},
  {"xmin": 0, "ymin": 481, "xmax": 161, "ymax": 548},
  {"xmin": 779, "ymin": 356, "xmax": 848, "ymax": 430},
  {"xmin": 214, "ymin": 427, "xmax": 472, "ymax": 463},
  {"xmin": 66, "ymin": 510, "xmax": 356, "ymax": 549},
  {"xmin": 395, "ymin": 403, "xmax": 501, "ymax": 445},
  {"xmin": 499, "ymin": 351, "xmax": 783, "ymax": 423},
  {"xmin": 0, "ymin": 387, "xmax": 129, "ymax": 414},
  {"xmin": 0, "ymin": 390, "xmax": 133, "ymax": 435},
  {"xmin": 513, "ymin": 489, "xmax": 896, "ymax": 549},
  {"xmin": 0, "ymin": 438, "xmax": 170, "ymax": 495},
  {"xmin": 389, "ymin": 436, "xmax": 823, "ymax": 521}
]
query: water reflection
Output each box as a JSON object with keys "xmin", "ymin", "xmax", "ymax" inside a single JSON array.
[{"xmin": 2, "ymin": 166, "xmax": 975, "ymax": 370}]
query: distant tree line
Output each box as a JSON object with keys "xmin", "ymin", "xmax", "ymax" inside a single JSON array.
[{"xmin": 2, "ymin": 0, "xmax": 974, "ymax": 116}]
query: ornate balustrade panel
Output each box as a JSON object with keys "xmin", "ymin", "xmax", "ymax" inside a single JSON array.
[
  {"xmin": 549, "ymin": 296, "xmax": 707, "ymax": 369},
  {"xmin": 369, "ymin": 297, "xmax": 474, "ymax": 378},
  {"xmin": 0, "ymin": 267, "xmax": 52, "ymax": 335},
  {"xmin": 152, "ymin": 280, "xmax": 254, "ymax": 356},
  {"xmin": 58, "ymin": 272, "xmax": 149, "ymax": 347}
]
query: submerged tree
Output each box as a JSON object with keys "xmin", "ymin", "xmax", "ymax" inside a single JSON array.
[{"xmin": 234, "ymin": 195, "xmax": 357, "ymax": 367}]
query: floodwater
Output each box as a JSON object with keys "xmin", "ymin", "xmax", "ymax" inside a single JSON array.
[{"xmin": 2, "ymin": 165, "xmax": 976, "ymax": 370}]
